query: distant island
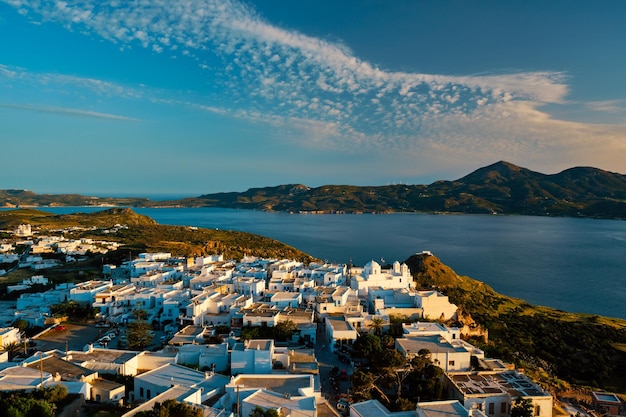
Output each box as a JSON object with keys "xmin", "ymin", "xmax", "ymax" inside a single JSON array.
[{"xmin": 3, "ymin": 161, "xmax": 626, "ymax": 219}]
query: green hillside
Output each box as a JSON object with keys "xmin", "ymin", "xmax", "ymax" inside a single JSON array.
[
  {"xmin": 3, "ymin": 161, "xmax": 626, "ymax": 219},
  {"xmin": 0, "ymin": 208, "xmax": 316, "ymax": 262},
  {"xmin": 405, "ymin": 252, "xmax": 626, "ymax": 392}
]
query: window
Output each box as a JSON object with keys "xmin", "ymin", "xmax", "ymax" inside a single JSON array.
[
  {"xmin": 501, "ymin": 402, "xmax": 507, "ymax": 414},
  {"xmin": 147, "ymin": 389, "xmax": 151, "ymax": 399},
  {"xmin": 535, "ymin": 406, "xmax": 540, "ymax": 416},
  {"xmin": 488, "ymin": 403, "xmax": 494, "ymax": 415},
  {"xmin": 140, "ymin": 387, "xmax": 144, "ymax": 397},
  {"xmin": 448, "ymin": 360, "xmax": 455, "ymax": 367}
]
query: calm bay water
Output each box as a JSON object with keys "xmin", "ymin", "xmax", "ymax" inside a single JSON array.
[{"xmin": 13, "ymin": 207, "xmax": 626, "ymax": 319}]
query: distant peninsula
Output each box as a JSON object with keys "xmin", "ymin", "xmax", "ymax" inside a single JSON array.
[{"xmin": 3, "ymin": 161, "xmax": 626, "ymax": 220}]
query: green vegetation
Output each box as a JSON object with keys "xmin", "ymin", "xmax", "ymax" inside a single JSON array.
[
  {"xmin": 0, "ymin": 385, "xmax": 69, "ymax": 417},
  {"xmin": 3, "ymin": 161, "xmax": 626, "ymax": 218},
  {"xmin": 405, "ymin": 252, "xmax": 626, "ymax": 393},
  {"xmin": 50, "ymin": 300, "xmax": 96, "ymax": 322},
  {"xmin": 125, "ymin": 307, "xmax": 155, "ymax": 351},
  {"xmin": 240, "ymin": 320, "xmax": 298, "ymax": 343},
  {"xmin": 350, "ymin": 332, "xmax": 443, "ymax": 410},
  {"xmin": 511, "ymin": 398, "xmax": 534, "ymax": 417},
  {"xmin": 249, "ymin": 406, "xmax": 280, "ymax": 417},
  {"xmin": 0, "ymin": 208, "xmax": 317, "ymax": 262},
  {"xmin": 135, "ymin": 399, "xmax": 202, "ymax": 417}
]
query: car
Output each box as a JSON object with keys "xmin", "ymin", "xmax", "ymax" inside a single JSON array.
[
  {"xmin": 54, "ymin": 325, "xmax": 66, "ymax": 331},
  {"xmin": 338, "ymin": 353, "xmax": 350, "ymax": 364},
  {"xmin": 336, "ymin": 401, "xmax": 349, "ymax": 415}
]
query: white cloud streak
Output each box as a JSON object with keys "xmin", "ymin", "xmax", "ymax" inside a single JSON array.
[
  {"xmin": 0, "ymin": 103, "xmax": 140, "ymax": 121},
  {"xmin": 3, "ymin": 0, "xmax": 626, "ymax": 169}
]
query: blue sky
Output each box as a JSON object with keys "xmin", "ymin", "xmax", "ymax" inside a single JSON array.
[{"xmin": 1, "ymin": 0, "xmax": 626, "ymax": 197}]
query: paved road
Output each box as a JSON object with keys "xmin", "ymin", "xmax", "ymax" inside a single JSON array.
[{"xmin": 316, "ymin": 322, "xmax": 353, "ymax": 405}]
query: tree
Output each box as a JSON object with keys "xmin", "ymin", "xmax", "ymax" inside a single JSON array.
[
  {"xmin": 351, "ymin": 370, "xmax": 375, "ymax": 401},
  {"xmin": 126, "ymin": 307, "xmax": 154, "ymax": 351},
  {"xmin": 11, "ymin": 319, "xmax": 29, "ymax": 332},
  {"xmin": 250, "ymin": 405, "xmax": 280, "ymax": 417},
  {"xmin": 2, "ymin": 341, "xmax": 21, "ymax": 361},
  {"xmin": 273, "ymin": 319, "xmax": 297, "ymax": 342},
  {"xmin": 352, "ymin": 333, "xmax": 382, "ymax": 359},
  {"xmin": 368, "ymin": 316, "xmax": 385, "ymax": 336},
  {"xmin": 511, "ymin": 398, "xmax": 533, "ymax": 417}
]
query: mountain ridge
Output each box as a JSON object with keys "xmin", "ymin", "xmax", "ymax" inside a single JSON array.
[{"xmin": 2, "ymin": 161, "xmax": 626, "ymax": 219}]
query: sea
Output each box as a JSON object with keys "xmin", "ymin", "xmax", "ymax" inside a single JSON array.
[{"xmin": 6, "ymin": 206, "xmax": 626, "ymax": 320}]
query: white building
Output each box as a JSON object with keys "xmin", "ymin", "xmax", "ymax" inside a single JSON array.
[
  {"xmin": 70, "ymin": 280, "xmax": 113, "ymax": 305},
  {"xmin": 350, "ymin": 260, "xmax": 412, "ymax": 297},
  {"xmin": 415, "ymin": 290, "xmax": 458, "ymax": 321},
  {"xmin": 325, "ymin": 318, "xmax": 358, "ymax": 352},
  {"xmin": 395, "ymin": 335, "xmax": 482, "ymax": 372},
  {"xmin": 269, "ymin": 291, "xmax": 302, "ymax": 309},
  {"xmin": 231, "ymin": 339, "xmax": 274, "ymax": 374},
  {"xmin": 445, "ymin": 371, "xmax": 553, "ymax": 417},
  {"xmin": 175, "ymin": 343, "xmax": 229, "ymax": 373},
  {"xmin": 0, "ymin": 327, "xmax": 21, "ymax": 347},
  {"xmin": 133, "ymin": 363, "xmax": 229, "ymax": 403}
]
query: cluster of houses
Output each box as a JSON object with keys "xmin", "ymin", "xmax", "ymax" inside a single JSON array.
[
  {"xmin": 0, "ymin": 248, "xmax": 571, "ymax": 417},
  {"xmin": 0, "ymin": 223, "xmax": 122, "ymax": 274}
]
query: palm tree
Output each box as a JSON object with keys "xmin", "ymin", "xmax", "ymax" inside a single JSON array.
[
  {"xmin": 2, "ymin": 341, "xmax": 21, "ymax": 360},
  {"xmin": 368, "ymin": 316, "xmax": 385, "ymax": 336}
]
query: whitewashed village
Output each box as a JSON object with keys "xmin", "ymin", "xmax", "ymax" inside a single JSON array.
[{"xmin": 0, "ymin": 223, "xmax": 621, "ymax": 417}]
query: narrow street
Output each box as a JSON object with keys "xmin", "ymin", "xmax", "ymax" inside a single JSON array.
[{"xmin": 315, "ymin": 321, "xmax": 353, "ymax": 407}]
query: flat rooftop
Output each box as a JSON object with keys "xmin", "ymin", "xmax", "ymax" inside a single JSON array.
[
  {"xmin": 69, "ymin": 349, "xmax": 138, "ymax": 365},
  {"xmin": 327, "ymin": 318, "xmax": 353, "ymax": 331},
  {"xmin": 449, "ymin": 371, "xmax": 548, "ymax": 397},
  {"xmin": 417, "ymin": 400, "xmax": 469, "ymax": 417},
  {"xmin": 396, "ymin": 335, "xmax": 465, "ymax": 354},
  {"xmin": 233, "ymin": 374, "xmax": 312, "ymax": 396},
  {"xmin": 247, "ymin": 340, "xmax": 273, "ymax": 351}
]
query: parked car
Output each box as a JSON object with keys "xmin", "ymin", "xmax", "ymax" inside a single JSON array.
[{"xmin": 338, "ymin": 353, "xmax": 350, "ymax": 364}]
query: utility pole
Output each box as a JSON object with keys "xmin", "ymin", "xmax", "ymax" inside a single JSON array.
[
  {"xmin": 236, "ymin": 384, "xmax": 240, "ymax": 417},
  {"xmin": 39, "ymin": 351, "xmax": 43, "ymax": 388}
]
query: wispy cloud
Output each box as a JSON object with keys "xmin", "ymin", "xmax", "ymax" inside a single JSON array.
[
  {"xmin": 0, "ymin": 63, "xmax": 144, "ymax": 99},
  {"xmin": 3, "ymin": 0, "xmax": 626, "ymax": 169},
  {"xmin": 0, "ymin": 103, "xmax": 140, "ymax": 121}
]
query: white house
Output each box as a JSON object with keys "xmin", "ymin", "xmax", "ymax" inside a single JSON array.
[
  {"xmin": 0, "ymin": 327, "xmax": 21, "ymax": 348},
  {"xmin": 325, "ymin": 318, "xmax": 358, "ymax": 352},
  {"xmin": 395, "ymin": 334, "xmax": 484, "ymax": 372},
  {"xmin": 269, "ymin": 291, "xmax": 302, "ymax": 309},
  {"xmin": 175, "ymin": 343, "xmax": 229, "ymax": 373},
  {"xmin": 70, "ymin": 280, "xmax": 113, "ymax": 305},
  {"xmin": 134, "ymin": 363, "xmax": 229, "ymax": 403},
  {"xmin": 445, "ymin": 370, "xmax": 553, "ymax": 417},
  {"xmin": 231, "ymin": 339, "xmax": 274, "ymax": 374},
  {"xmin": 415, "ymin": 290, "xmax": 458, "ymax": 321}
]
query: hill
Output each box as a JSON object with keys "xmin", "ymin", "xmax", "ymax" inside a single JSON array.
[
  {"xmin": 2, "ymin": 161, "xmax": 626, "ymax": 219},
  {"xmin": 0, "ymin": 208, "xmax": 316, "ymax": 263},
  {"xmin": 0, "ymin": 189, "xmax": 152, "ymax": 208},
  {"xmin": 183, "ymin": 161, "xmax": 626, "ymax": 218},
  {"xmin": 405, "ymin": 252, "xmax": 626, "ymax": 392}
]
